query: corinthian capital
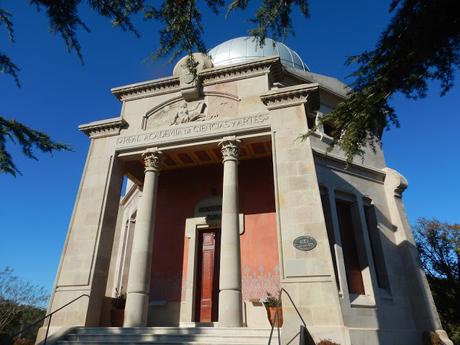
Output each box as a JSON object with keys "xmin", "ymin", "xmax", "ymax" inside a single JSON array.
[
  {"xmin": 219, "ymin": 136, "xmax": 241, "ymax": 162},
  {"xmin": 142, "ymin": 148, "xmax": 163, "ymax": 172}
]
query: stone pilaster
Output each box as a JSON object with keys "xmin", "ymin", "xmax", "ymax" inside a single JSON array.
[
  {"xmin": 264, "ymin": 84, "xmax": 346, "ymax": 344},
  {"xmin": 218, "ymin": 137, "xmax": 243, "ymax": 327},
  {"xmin": 124, "ymin": 148, "xmax": 163, "ymax": 327},
  {"xmin": 383, "ymin": 168, "xmax": 453, "ymax": 345}
]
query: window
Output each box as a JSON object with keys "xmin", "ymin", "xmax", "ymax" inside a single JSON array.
[
  {"xmin": 335, "ymin": 198, "xmax": 367, "ymax": 295},
  {"xmin": 320, "ymin": 188, "xmax": 340, "ymax": 290},
  {"xmin": 318, "ymin": 104, "xmax": 336, "ymax": 137},
  {"xmin": 307, "ymin": 113, "xmax": 316, "ymax": 130},
  {"xmin": 363, "ymin": 199, "xmax": 390, "ymax": 291},
  {"xmin": 322, "ymin": 121, "xmax": 335, "ymax": 137}
]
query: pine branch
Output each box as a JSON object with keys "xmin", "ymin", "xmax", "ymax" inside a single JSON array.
[
  {"xmin": 0, "ymin": 53, "xmax": 20, "ymax": 87},
  {"xmin": 227, "ymin": 0, "xmax": 309, "ymax": 43},
  {"xmin": 0, "ymin": 116, "xmax": 71, "ymax": 176},
  {"xmin": 29, "ymin": 0, "xmax": 143, "ymax": 64},
  {"xmin": 0, "ymin": 8, "xmax": 20, "ymax": 86},
  {"xmin": 303, "ymin": 0, "xmax": 460, "ymax": 162},
  {"xmin": 145, "ymin": 0, "xmax": 207, "ymax": 62}
]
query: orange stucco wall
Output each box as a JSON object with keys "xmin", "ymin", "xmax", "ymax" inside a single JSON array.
[{"xmin": 150, "ymin": 157, "xmax": 279, "ymax": 302}]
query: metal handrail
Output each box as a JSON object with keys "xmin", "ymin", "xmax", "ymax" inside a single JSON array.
[
  {"xmin": 267, "ymin": 288, "xmax": 307, "ymax": 345},
  {"xmin": 12, "ymin": 294, "xmax": 90, "ymax": 345}
]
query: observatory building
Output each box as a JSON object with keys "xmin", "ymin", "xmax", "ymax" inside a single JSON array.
[{"xmin": 38, "ymin": 37, "xmax": 451, "ymax": 345}]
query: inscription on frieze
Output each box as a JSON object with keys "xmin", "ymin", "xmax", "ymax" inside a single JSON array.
[{"xmin": 116, "ymin": 113, "xmax": 270, "ymax": 148}]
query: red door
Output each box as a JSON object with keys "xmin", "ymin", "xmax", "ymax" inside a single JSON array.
[{"xmin": 195, "ymin": 230, "xmax": 220, "ymax": 322}]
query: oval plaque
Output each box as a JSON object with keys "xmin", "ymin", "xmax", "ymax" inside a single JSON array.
[{"xmin": 293, "ymin": 236, "xmax": 317, "ymax": 251}]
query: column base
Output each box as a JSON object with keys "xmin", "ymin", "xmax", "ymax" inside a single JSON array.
[
  {"xmin": 218, "ymin": 289, "xmax": 243, "ymax": 327},
  {"xmin": 124, "ymin": 292, "xmax": 149, "ymax": 327}
]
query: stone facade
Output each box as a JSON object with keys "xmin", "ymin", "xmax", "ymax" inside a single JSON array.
[{"xmin": 37, "ymin": 38, "xmax": 451, "ymax": 345}]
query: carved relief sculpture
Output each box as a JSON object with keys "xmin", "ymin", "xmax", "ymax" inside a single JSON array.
[{"xmin": 170, "ymin": 101, "xmax": 218, "ymax": 125}]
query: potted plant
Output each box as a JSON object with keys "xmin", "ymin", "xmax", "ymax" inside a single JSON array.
[
  {"xmin": 110, "ymin": 288, "xmax": 126, "ymax": 327},
  {"xmin": 264, "ymin": 292, "xmax": 283, "ymax": 327}
]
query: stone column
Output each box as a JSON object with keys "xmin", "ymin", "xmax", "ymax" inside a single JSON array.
[
  {"xmin": 124, "ymin": 148, "xmax": 162, "ymax": 327},
  {"xmin": 218, "ymin": 137, "xmax": 243, "ymax": 327}
]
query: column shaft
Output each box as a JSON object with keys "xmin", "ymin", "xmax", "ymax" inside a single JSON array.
[
  {"xmin": 218, "ymin": 138, "xmax": 243, "ymax": 327},
  {"xmin": 124, "ymin": 149, "xmax": 162, "ymax": 327}
]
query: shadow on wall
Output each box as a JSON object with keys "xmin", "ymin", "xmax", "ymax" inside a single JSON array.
[
  {"xmin": 316, "ymin": 167, "xmax": 441, "ymax": 345},
  {"xmin": 145, "ymin": 157, "xmax": 277, "ymax": 326}
]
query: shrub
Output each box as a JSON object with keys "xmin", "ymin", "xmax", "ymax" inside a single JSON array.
[
  {"xmin": 423, "ymin": 331, "xmax": 444, "ymax": 345},
  {"xmin": 12, "ymin": 338, "xmax": 33, "ymax": 345},
  {"xmin": 317, "ymin": 340, "xmax": 340, "ymax": 345},
  {"xmin": 111, "ymin": 288, "xmax": 126, "ymax": 310},
  {"xmin": 263, "ymin": 292, "xmax": 281, "ymax": 308}
]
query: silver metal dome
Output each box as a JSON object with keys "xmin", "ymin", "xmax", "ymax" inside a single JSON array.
[{"xmin": 208, "ymin": 36, "xmax": 309, "ymax": 71}]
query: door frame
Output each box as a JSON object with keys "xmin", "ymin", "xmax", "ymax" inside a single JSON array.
[{"xmin": 179, "ymin": 215, "xmax": 244, "ymax": 326}]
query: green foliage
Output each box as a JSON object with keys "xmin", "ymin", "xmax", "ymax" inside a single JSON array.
[
  {"xmin": 263, "ymin": 292, "xmax": 281, "ymax": 307},
  {"xmin": 0, "ymin": 117, "xmax": 71, "ymax": 176},
  {"xmin": 414, "ymin": 218, "xmax": 459, "ymax": 281},
  {"xmin": 423, "ymin": 331, "xmax": 444, "ymax": 345},
  {"xmin": 317, "ymin": 340, "xmax": 340, "ymax": 345},
  {"xmin": 111, "ymin": 288, "xmax": 126, "ymax": 310},
  {"xmin": 29, "ymin": 0, "xmax": 143, "ymax": 63},
  {"xmin": 0, "ymin": 0, "xmax": 143, "ymax": 176},
  {"xmin": 305, "ymin": 0, "xmax": 460, "ymax": 162},
  {"xmin": 0, "ymin": 7, "xmax": 19, "ymax": 87},
  {"xmin": 227, "ymin": 0, "xmax": 309, "ymax": 43},
  {"xmin": 414, "ymin": 218, "xmax": 460, "ymax": 344},
  {"xmin": 1, "ymin": 1, "xmax": 459, "ymax": 172},
  {"xmin": 0, "ymin": 267, "xmax": 48, "ymax": 345}
]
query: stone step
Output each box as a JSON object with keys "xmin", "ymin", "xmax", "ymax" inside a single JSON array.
[
  {"xmin": 62, "ymin": 327, "xmax": 280, "ymax": 345},
  {"xmin": 72, "ymin": 328, "xmax": 275, "ymax": 337},
  {"xmin": 67, "ymin": 333, "xmax": 276, "ymax": 343},
  {"xmin": 59, "ymin": 342, "xmax": 270, "ymax": 345}
]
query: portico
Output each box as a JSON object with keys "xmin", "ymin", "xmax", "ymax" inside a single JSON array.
[
  {"xmin": 114, "ymin": 116, "xmax": 277, "ymax": 324},
  {"xmin": 122, "ymin": 135, "xmax": 247, "ymax": 327}
]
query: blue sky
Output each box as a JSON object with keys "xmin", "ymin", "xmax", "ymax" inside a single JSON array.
[{"xmin": 1, "ymin": 1, "xmax": 459, "ymax": 291}]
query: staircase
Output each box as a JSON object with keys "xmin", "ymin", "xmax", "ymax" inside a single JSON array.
[{"xmin": 57, "ymin": 327, "xmax": 279, "ymax": 345}]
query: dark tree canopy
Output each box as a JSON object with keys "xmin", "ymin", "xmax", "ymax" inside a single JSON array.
[
  {"xmin": 0, "ymin": 267, "xmax": 48, "ymax": 344},
  {"xmin": 0, "ymin": 0, "xmax": 459, "ymax": 174},
  {"xmin": 314, "ymin": 0, "xmax": 460, "ymax": 161},
  {"xmin": 414, "ymin": 218, "xmax": 460, "ymax": 343}
]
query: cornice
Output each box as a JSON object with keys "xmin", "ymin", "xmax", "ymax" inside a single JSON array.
[
  {"xmin": 313, "ymin": 150, "xmax": 386, "ymax": 184},
  {"xmin": 111, "ymin": 76, "xmax": 180, "ymax": 102},
  {"xmin": 382, "ymin": 167, "xmax": 408, "ymax": 197},
  {"xmin": 110, "ymin": 57, "xmax": 283, "ymax": 102},
  {"xmin": 200, "ymin": 56, "xmax": 283, "ymax": 86},
  {"xmin": 260, "ymin": 83, "xmax": 320, "ymax": 110},
  {"xmin": 79, "ymin": 117, "xmax": 126, "ymax": 139}
]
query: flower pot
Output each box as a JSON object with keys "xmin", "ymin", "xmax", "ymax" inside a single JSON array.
[
  {"xmin": 266, "ymin": 306, "xmax": 283, "ymax": 327},
  {"xmin": 110, "ymin": 308, "xmax": 124, "ymax": 327}
]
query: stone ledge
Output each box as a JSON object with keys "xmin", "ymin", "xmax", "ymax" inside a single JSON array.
[
  {"xmin": 111, "ymin": 57, "xmax": 283, "ymax": 102},
  {"xmin": 79, "ymin": 117, "xmax": 126, "ymax": 139},
  {"xmin": 260, "ymin": 83, "xmax": 320, "ymax": 110},
  {"xmin": 200, "ymin": 56, "xmax": 283, "ymax": 86},
  {"xmin": 111, "ymin": 76, "xmax": 180, "ymax": 101}
]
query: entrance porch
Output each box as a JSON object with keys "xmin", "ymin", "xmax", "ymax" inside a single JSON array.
[{"xmin": 111, "ymin": 135, "xmax": 279, "ymax": 328}]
